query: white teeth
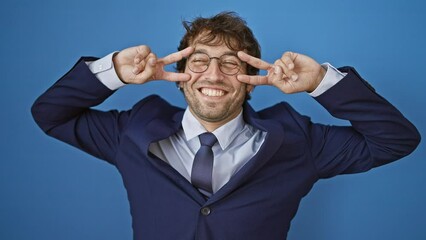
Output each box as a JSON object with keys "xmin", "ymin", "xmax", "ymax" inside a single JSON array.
[{"xmin": 201, "ymin": 88, "xmax": 225, "ymax": 97}]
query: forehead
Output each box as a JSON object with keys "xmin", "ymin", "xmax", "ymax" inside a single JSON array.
[
  {"xmin": 192, "ymin": 43, "xmax": 237, "ymax": 56},
  {"xmin": 190, "ymin": 31, "xmax": 241, "ymax": 55}
]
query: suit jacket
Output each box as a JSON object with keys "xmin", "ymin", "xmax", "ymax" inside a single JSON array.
[{"xmin": 31, "ymin": 58, "xmax": 420, "ymax": 240}]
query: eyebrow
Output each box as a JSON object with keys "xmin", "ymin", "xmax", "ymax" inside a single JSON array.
[{"xmin": 193, "ymin": 49, "xmax": 238, "ymax": 56}]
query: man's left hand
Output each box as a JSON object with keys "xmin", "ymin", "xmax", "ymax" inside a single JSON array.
[{"xmin": 237, "ymin": 51, "xmax": 326, "ymax": 94}]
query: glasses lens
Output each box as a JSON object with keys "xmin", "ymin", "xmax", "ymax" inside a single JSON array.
[
  {"xmin": 219, "ymin": 54, "xmax": 241, "ymax": 75},
  {"xmin": 188, "ymin": 53, "xmax": 209, "ymax": 73},
  {"xmin": 187, "ymin": 52, "xmax": 242, "ymax": 75}
]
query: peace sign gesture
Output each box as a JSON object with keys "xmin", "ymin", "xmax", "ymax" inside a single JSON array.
[
  {"xmin": 113, "ymin": 45, "xmax": 194, "ymax": 84},
  {"xmin": 237, "ymin": 51, "xmax": 326, "ymax": 94}
]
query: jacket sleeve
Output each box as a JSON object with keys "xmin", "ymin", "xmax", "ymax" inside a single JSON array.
[
  {"xmin": 309, "ymin": 67, "xmax": 421, "ymax": 178},
  {"xmin": 31, "ymin": 58, "xmax": 129, "ymax": 165}
]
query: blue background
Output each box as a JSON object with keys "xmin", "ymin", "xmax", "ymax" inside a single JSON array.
[{"xmin": 1, "ymin": 0, "xmax": 425, "ymax": 239}]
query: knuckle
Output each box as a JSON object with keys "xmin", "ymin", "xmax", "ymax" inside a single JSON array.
[
  {"xmin": 275, "ymin": 61, "xmax": 286, "ymax": 70},
  {"xmin": 138, "ymin": 45, "xmax": 151, "ymax": 54},
  {"xmin": 282, "ymin": 51, "xmax": 292, "ymax": 59}
]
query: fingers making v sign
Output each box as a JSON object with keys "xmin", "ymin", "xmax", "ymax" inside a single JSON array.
[
  {"xmin": 113, "ymin": 45, "xmax": 194, "ymax": 84},
  {"xmin": 237, "ymin": 51, "xmax": 326, "ymax": 94}
]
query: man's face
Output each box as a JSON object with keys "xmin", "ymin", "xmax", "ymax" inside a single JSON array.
[{"xmin": 179, "ymin": 42, "xmax": 253, "ymax": 127}]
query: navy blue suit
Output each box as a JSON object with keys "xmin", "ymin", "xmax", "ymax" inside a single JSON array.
[{"xmin": 32, "ymin": 58, "xmax": 420, "ymax": 240}]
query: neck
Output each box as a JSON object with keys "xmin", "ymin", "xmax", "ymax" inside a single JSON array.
[{"xmin": 191, "ymin": 108, "xmax": 243, "ymax": 132}]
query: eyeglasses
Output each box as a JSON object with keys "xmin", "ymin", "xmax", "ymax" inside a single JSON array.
[{"xmin": 186, "ymin": 52, "xmax": 242, "ymax": 76}]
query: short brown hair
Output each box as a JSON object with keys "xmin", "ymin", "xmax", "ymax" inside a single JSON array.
[{"xmin": 176, "ymin": 12, "xmax": 261, "ymax": 76}]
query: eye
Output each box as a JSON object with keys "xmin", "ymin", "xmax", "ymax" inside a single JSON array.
[
  {"xmin": 220, "ymin": 56, "xmax": 240, "ymax": 69},
  {"xmin": 222, "ymin": 61, "xmax": 238, "ymax": 66},
  {"xmin": 192, "ymin": 59, "xmax": 208, "ymax": 63},
  {"xmin": 189, "ymin": 54, "xmax": 209, "ymax": 65}
]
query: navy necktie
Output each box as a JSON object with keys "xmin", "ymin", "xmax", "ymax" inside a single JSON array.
[{"xmin": 191, "ymin": 132, "xmax": 217, "ymax": 194}]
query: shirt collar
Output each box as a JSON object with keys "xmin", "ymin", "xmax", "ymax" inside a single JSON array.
[{"xmin": 182, "ymin": 107, "xmax": 245, "ymax": 150}]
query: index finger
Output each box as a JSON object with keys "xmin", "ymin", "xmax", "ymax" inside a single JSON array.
[
  {"xmin": 237, "ymin": 74, "xmax": 269, "ymax": 86},
  {"xmin": 237, "ymin": 51, "xmax": 272, "ymax": 70},
  {"xmin": 161, "ymin": 72, "xmax": 191, "ymax": 82},
  {"xmin": 158, "ymin": 47, "xmax": 194, "ymax": 65}
]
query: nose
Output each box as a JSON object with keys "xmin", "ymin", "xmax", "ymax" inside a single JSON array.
[{"xmin": 204, "ymin": 59, "xmax": 224, "ymax": 81}]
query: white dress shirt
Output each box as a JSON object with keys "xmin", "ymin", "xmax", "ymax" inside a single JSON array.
[
  {"xmin": 86, "ymin": 52, "xmax": 346, "ymax": 193},
  {"xmin": 149, "ymin": 109, "xmax": 266, "ymax": 193}
]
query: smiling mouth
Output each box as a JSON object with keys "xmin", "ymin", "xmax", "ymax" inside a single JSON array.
[{"xmin": 200, "ymin": 87, "xmax": 226, "ymax": 97}]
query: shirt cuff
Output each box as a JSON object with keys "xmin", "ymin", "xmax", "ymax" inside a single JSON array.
[
  {"xmin": 86, "ymin": 52, "xmax": 126, "ymax": 90},
  {"xmin": 309, "ymin": 63, "xmax": 347, "ymax": 97}
]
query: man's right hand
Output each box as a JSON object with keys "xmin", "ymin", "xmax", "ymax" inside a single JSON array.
[{"xmin": 113, "ymin": 45, "xmax": 194, "ymax": 84}]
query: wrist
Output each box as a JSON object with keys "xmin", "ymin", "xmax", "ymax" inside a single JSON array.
[
  {"xmin": 87, "ymin": 51, "xmax": 126, "ymax": 90},
  {"xmin": 112, "ymin": 52, "xmax": 128, "ymax": 84},
  {"xmin": 308, "ymin": 65, "xmax": 327, "ymax": 93}
]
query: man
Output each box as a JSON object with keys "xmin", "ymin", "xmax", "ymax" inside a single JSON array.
[{"xmin": 32, "ymin": 12, "xmax": 420, "ymax": 240}]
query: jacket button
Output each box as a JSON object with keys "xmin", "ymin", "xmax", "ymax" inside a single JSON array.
[{"xmin": 201, "ymin": 207, "xmax": 211, "ymax": 216}]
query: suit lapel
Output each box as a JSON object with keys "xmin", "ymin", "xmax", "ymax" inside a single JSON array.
[
  {"xmin": 126, "ymin": 103, "xmax": 207, "ymax": 205},
  {"xmin": 207, "ymin": 103, "xmax": 285, "ymax": 204},
  {"xmin": 126, "ymin": 98, "xmax": 285, "ymax": 205}
]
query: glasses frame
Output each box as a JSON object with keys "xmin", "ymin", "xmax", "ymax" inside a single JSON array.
[{"xmin": 186, "ymin": 52, "xmax": 242, "ymax": 76}]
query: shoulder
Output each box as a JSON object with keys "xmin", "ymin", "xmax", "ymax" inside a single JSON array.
[
  {"xmin": 256, "ymin": 102, "xmax": 310, "ymax": 124},
  {"xmin": 130, "ymin": 95, "xmax": 184, "ymax": 121},
  {"xmin": 244, "ymin": 101, "xmax": 313, "ymax": 136}
]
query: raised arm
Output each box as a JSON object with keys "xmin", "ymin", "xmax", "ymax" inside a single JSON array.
[
  {"xmin": 31, "ymin": 45, "xmax": 193, "ymax": 164},
  {"xmin": 237, "ymin": 51, "xmax": 420, "ymax": 177}
]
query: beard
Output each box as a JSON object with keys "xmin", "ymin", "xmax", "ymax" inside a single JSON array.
[{"xmin": 182, "ymin": 81, "xmax": 247, "ymax": 124}]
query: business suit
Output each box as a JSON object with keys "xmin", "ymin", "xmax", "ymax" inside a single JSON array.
[{"xmin": 32, "ymin": 57, "xmax": 420, "ymax": 239}]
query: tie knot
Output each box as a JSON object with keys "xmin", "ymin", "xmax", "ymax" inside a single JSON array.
[{"xmin": 199, "ymin": 132, "xmax": 217, "ymax": 147}]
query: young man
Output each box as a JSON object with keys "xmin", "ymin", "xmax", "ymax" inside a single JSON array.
[{"xmin": 32, "ymin": 12, "xmax": 420, "ymax": 240}]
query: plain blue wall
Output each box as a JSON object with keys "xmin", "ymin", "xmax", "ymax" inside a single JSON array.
[{"xmin": 1, "ymin": 0, "xmax": 425, "ymax": 239}]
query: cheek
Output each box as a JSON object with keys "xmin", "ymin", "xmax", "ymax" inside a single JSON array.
[
  {"xmin": 181, "ymin": 76, "xmax": 200, "ymax": 94},
  {"xmin": 232, "ymin": 80, "xmax": 249, "ymax": 94},
  {"xmin": 183, "ymin": 65, "xmax": 190, "ymax": 74}
]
